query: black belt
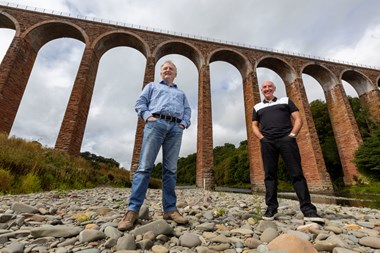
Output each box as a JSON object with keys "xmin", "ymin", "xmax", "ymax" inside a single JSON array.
[{"xmin": 153, "ymin": 113, "xmax": 181, "ymax": 123}]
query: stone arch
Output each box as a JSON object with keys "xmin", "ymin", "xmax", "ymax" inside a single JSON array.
[
  {"xmin": 0, "ymin": 10, "xmax": 20, "ymax": 33},
  {"xmin": 22, "ymin": 20, "xmax": 88, "ymax": 52},
  {"xmin": 153, "ymin": 40, "xmax": 204, "ymax": 70},
  {"xmin": 92, "ymin": 31, "xmax": 150, "ymax": 60},
  {"xmin": 303, "ymin": 63, "xmax": 362, "ymax": 185},
  {"xmin": 302, "ymin": 63, "xmax": 339, "ymax": 91},
  {"xmin": 341, "ymin": 69, "xmax": 374, "ymax": 96},
  {"xmin": 256, "ymin": 56, "xmax": 297, "ymax": 85},
  {"xmin": 341, "ymin": 69, "xmax": 380, "ymax": 126},
  {"xmin": 208, "ymin": 48, "xmax": 251, "ymax": 77},
  {"xmin": 209, "ymin": 48, "xmax": 259, "ymax": 190}
]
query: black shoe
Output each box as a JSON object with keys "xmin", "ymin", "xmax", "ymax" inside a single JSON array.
[
  {"xmin": 262, "ymin": 209, "xmax": 277, "ymax": 221},
  {"xmin": 303, "ymin": 212, "xmax": 324, "ymax": 224}
]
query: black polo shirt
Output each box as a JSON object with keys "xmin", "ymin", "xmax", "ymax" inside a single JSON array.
[{"xmin": 252, "ymin": 97, "xmax": 299, "ymax": 139}]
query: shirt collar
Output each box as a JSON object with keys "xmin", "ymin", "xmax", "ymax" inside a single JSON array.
[
  {"xmin": 160, "ymin": 80, "xmax": 178, "ymax": 88},
  {"xmin": 263, "ymin": 97, "xmax": 277, "ymax": 104}
]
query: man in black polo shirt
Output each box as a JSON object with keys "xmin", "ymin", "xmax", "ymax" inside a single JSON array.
[{"xmin": 252, "ymin": 80, "xmax": 324, "ymax": 223}]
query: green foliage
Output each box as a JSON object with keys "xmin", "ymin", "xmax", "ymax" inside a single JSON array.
[
  {"xmin": 354, "ymin": 128, "xmax": 380, "ymax": 180},
  {"xmin": 213, "ymin": 142, "xmax": 250, "ymax": 187},
  {"xmin": 0, "ymin": 168, "xmax": 13, "ymax": 194},
  {"xmin": 0, "ymin": 133, "xmax": 131, "ymax": 194},
  {"xmin": 340, "ymin": 181, "xmax": 380, "ymax": 194},
  {"xmin": 348, "ymin": 97, "xmax": 376, "ymax": 138},
  {"xmin": 310, "ymin": 97, "xmax": 380, "ymax": 188},
  {"xmin": 18, "ymin": 173, "xmax": 42, "ymax": 194},
  {"xmin": 151, "ymin": 153, "xmax": 197, "ymax": 186},
  {"xmin": 81, "ymin": 151, "xmax": 120, "ymax": 168},
  {"xmin": 213, "ymin": 208, "xmax": 225, "ymax": 217},
  {"xmin": 310, "ymin": 99, "xmax": 343, "ymax": 185},
  {"xmin": 177, "ymin": 154, "xmax": 196, "ymax": 185}
]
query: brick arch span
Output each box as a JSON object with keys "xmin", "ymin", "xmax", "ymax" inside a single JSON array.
[
  {"xmin": 257, "ymin": 56, "xmax": 298, "ymax": 84},
  {"xmin": 209, "ymin": 48, "xmax": 251, "ymax": 76},
  {"xmin": 55, "ymin": 32, "xmax": 151, "ymax": 155},
  {"xmin": 303, "ymin": 64, "xmax": 339, "ymax": 90},
  {"xmin": 341, "ymin": 70, "xmax": 374, "ymax": 95},
  {"xmin": 303, "ymin": 64, "xmax": 362, "ymax": 185},
  {"xmin": 199, "ymin": 48, "xmax": 254, "ymax": 189},
  {"xmin": 0, "ymin": 19, "xmax": 87, "ymax": 137},
  {"xmin": 153, "ymin": 40, "xmax": 204, "ymax": 70},
  {"xmin": 92, "ymin": 31, "xmax": 150, "ymax": 59},
  {"xmin": 23, "ymin": 20, "xmax": 88, "ymax": 51},
  {"xmin": 22, "ymin": 20, "xmax": 88, "ymax": 155},
  {"xmin": 341, "ymin": 69, "xmax": 380, "ymax": 126},
  {"xmin": 0, "ymin": 10, "xmax": 19, "ymax": 31}
]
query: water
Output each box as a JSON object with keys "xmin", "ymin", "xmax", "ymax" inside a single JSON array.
[
  {"xmin": 278, "ymin": 192, "xmax": 380, "ymax": 210},
  {"xmin": 213, "ymin": 187, "xmax": 380, "ymax": 210}
]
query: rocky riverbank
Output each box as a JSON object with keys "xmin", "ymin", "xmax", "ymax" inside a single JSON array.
[{"xmin": 0, "ymin": 187, "xmax": 380, "ymax": 253}]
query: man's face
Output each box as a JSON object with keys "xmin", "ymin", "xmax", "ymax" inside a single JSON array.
[
  {"xmin": 261, "ymin": 81, "xmax": 276, "ymax": 100},
  {"xmin": 160, "ymin": 63, "xmax": 177, "ymax": 84}
]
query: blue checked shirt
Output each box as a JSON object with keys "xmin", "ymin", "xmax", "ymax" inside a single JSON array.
[{"xmin": 135, "ymin": 80, "xmax": 191, "ymax": 128}]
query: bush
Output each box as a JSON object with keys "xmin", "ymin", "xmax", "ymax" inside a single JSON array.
[
  {"xmin": 0, "ymin": 168, "xmax": 13, "ymax": 193},
  {"xmin": 18, "ymin": 173, "xmax": 42, "ymax": 194},
  {"xmin": 0, "ymin": 133, "xmax": 131, "ymax": 194}
]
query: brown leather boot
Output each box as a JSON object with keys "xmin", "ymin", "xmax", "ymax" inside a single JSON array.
[
  {"xmin": 163, "ymin": 210, "xmax": 188, "ymax": 224},
  {"xmin": 118, "ymin": 211, "xmax": 138, "ymax": 231}
]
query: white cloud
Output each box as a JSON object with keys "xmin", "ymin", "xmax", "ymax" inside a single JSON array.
[{"xmin": 327, "ymin": 23, "xmax": 380, "ymax": 68}]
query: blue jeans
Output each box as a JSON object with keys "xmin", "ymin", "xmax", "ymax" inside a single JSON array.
[
  {"xmin": 128, "ymin": 118, "xmax": 184, "ymax": 213},
  {"xmin": 260, "ymin": 135, "xmax": 317, "ymax": 214}
]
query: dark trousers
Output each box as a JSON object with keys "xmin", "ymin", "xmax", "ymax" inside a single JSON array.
[{"xmin": 260, "ymin": 135, "xmax": 317, "ymax": 214}]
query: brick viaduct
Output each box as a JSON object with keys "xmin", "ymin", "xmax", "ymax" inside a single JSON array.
[{"xmin": 1, "ymin": 4, "xmax": 380, "ymax": 193}]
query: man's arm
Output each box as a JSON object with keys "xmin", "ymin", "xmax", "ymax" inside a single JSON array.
[
  {"xmin": 290, "ymin": 111, "xmax": 303, "ymax": 136},
  {"xmin": 181, "ymin": 94, "xmax": 191, "ymax": 128},
  {"xmin": 135, "ymin": 83, "xmax": 153, "ymax": 121},
  {"xmin": 252, "ymin": 121, "xmax": 264, "ymax": 140}
]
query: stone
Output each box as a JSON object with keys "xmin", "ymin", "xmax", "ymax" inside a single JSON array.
[{"xmin": 268, "ymin": 234, "xmax": 318, "ymax": 253}]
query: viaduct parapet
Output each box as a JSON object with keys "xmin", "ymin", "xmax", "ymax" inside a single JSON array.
[{"xmin": 1, "ymin": 4, "xmax": 380, "ymax": 192}]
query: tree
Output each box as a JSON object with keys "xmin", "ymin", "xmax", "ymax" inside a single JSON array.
[
  {"xmin": 310, "ymin": 99, "xmax": 343, "ymax": 184},
  {"xmin": 354, "ymin": 127, "xmax": 380, "ymax": 181},
  {"xmin": 348, "ymin": 96, "xmax": 375, "ymax": 139},
  {"xmin": 80, "ymin": 151, "xmax": 120, "ymax": 168}
]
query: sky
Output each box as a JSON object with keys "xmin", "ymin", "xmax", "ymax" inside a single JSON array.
[{"xmin": 1, "ymin": 0, "xmax": 380, "ymax": 169}]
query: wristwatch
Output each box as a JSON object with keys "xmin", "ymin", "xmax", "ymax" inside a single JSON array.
[{"xmin": 289, "ymin": 133, "xmax": 298, "ymax": 138}]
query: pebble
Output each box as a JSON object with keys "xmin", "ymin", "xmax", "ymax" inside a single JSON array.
[{"xmin": 0, "ymin": 187, "xmax": 380, "ymax": 253}]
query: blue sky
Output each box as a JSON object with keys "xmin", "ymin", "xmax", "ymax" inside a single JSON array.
[{"xmin": 1, "ymin": 0, "xmax": 379, "ymax": 168}]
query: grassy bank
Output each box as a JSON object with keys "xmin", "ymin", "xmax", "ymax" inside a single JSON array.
[{"xmin": 0, "ymin": 133, "xmax": 131, "ymax": 194}]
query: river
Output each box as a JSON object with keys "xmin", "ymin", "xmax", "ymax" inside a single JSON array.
[{"xmin": 214, "ymin": 187, "xmax": 380, "ymax": 210}]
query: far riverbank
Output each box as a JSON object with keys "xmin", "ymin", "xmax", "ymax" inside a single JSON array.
[
  {"xmin": 212, "ymin": 186, "xmax": 380, "ymax": 210},
  {"xmin": 175, "ymin": 186, "xmax": 380, "ymax": 210}
]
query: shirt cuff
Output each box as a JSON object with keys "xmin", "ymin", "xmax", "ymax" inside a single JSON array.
[{"xmin": 142, "ymin": 111, "xmax": 153, "ymax": 121}]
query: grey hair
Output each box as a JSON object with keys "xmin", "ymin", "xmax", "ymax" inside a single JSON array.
[{"xmin": 161, "ymin": 60, "xmax": 177, "ymax": 72}]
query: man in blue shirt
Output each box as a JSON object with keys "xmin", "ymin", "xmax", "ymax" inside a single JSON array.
[
  {"xmin": 252, "ymin": 80, "xmax": 324, "ymax": 224},
  {"xmin": 118, "ymin": 60, "xmax": 191, "ymax": 231}
]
